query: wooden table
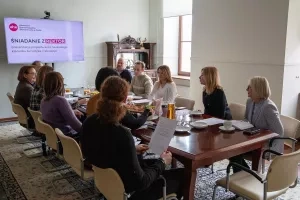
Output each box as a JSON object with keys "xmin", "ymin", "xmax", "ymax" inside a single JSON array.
[{"xmin": 132, "ymin": 112, "xmax": 278, "ymax": 200}]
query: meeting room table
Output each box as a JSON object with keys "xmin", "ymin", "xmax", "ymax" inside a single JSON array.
[{"xmin": 132, "ymin": 110, "xmax": 278, "ymax": 200}]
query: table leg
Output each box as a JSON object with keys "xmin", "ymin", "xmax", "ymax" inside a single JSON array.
[
  {"xmin": 183, "ymin": 165, "xmax": 197, "ymax": 200},
  {"xmin": 251, "ymin": 147, "xmax": 263, "ymax": 172}
]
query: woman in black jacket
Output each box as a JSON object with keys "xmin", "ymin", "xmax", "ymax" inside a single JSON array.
[
  {"xmin": 200, "ymin": 66, "xmax": 232, "ymax": 120},
  {"xmin": 80, "ymin": 76, "xmax": 183, "ymax": 200}
]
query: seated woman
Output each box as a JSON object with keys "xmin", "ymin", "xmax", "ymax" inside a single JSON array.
[
  {"xmin": 40, "ymin": 72, "xmax": 82, "ymax": 137},
  {"xmin": 86, "ymin": 67, "xmax": 150, "ymax": 130},
  {"xmin": 30, "ymin": 65, "xmax": 53, "ymax": 111},
  {"xmin": 229, "ymin": 76, "xmax": 284, "ymax": 172},
  {"xmin": 200, "ymin": 66, "xmax": 232, "ymax": 119},
  {"xmin": 150, "ymin": 65, "xmax": 177, "ymax": 103},
  {"xmin": 14, "ymin": 65, "xmax": 37, "ymax": 128},
  {"xmin": 81, "ymin": 76, "xmax": 184, "ymax": 200},
  {"xmin": 131, "ymin": 61, "xmax": 153, "ymax": 98}
]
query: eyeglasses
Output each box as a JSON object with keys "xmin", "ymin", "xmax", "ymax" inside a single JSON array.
[{"xmin": 26, "ymin": 72, "xmax": 37, "ymax": 75}]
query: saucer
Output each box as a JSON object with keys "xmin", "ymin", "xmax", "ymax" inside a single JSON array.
[
  {"xmin": 219, "ymin": 126, "xmax": 235, "ymax": 132},
  {"xmin": 190, "ymin": 110, "xmax": 202, "ymax": 116},
  {"xmin": 175, "ymin": 125, "xmax": 190, "ymax": 133},
  {"xmin": 147, "ymin": 115, "xmax": 159, "ymax": 121},
  {"xmin": 190, "ymin": 121, "xmax": 208, "ymax": 129}
]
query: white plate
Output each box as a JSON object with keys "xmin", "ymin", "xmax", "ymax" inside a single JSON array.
[
  {"xmin": 219, "ymin": 126, "xmax": 235, "ymax": 132},
  {"xmin": 147, "ymin": 115, "xmax": 159, "ymax": 121},
  {"xmin": 175, "ymin": 107, "xmax": 186, "ymax": 110},
  {"xmin": 190, "ymin": 110, "xmax": 202, "ymax": 116},
  {"xmin": 127, "ymin": 95, "xmax": 143, "ymax": 100},
  {"xmin": 190, "ymin": 121, "xmax": 208, "ymax": 129},
  {"xmin": 175, "ymin": 125, "xmax": 190, "ymax": 132}
]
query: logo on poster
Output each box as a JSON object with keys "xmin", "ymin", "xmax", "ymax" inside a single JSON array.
[{"xmin": 9, "ymin": 23, "xmax": 18, "ymax": 31}]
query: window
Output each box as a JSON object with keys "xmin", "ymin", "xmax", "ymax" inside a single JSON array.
[{"xmin": 178, "ymin": 15, "xmax": 192, "ymax": 76}]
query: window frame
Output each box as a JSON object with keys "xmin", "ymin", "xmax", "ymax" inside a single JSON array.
[{"xmin": 178, "ymin": 15, "xmax": 192, "ymax": 76}]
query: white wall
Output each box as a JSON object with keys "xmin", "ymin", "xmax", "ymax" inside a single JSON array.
[
  {"xmin": 281, "ymin": 0, "xmax": 300, "ymax": 118},
  {"xmin": 190, "ymin": 0, "xmax": 289, "ymax": 110},
  {"xmin": 0, "ymin": 0, "xmax": 149, "ymax": 118}
]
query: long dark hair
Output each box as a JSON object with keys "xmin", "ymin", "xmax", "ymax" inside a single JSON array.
[
  {"xmin": 36, "ymin": 65, "xmax": 53, "ymax": 87},
  {"xmin": 43, "ymin": 72, "xmax": 65, "ymax": 100},
  {"xmin": 97, "ymin": 76, "xmax": 129, "ymax": 124}
]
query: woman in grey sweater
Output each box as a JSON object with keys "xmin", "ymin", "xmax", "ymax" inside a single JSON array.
[{"xmin": 230, "ymin": 76, "xmax": 283, "ymax": 173}]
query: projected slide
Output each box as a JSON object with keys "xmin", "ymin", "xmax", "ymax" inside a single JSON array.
[{"xmin": 4, "ymin": 18, "xmax": 84, "ymax": 64}]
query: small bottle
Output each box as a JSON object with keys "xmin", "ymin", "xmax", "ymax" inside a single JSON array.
[{"xmin": 167, "ymin": 103, "xmax": 175, "ymax": 119}]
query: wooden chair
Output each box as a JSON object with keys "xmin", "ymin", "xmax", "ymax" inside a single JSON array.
[
  {"xmin": 228, "ymin": 103, "xmax": 246, "ymax": 120},
  {"xmin": 53, "ymin": 128, "xmax": 96, "ymax": 197},
  {"xmin": 213, "ymin": 149, "xmax": 300, "ymax": 200},
  {"xmin": 38, "ymin": 117, "xmax": 69, "ymax": 172},
  {"xmin": 93, "ymin": 166, "xmax": 178, "ymax": 200},
  {"xmin": 175, "ymin": 97, "xmax": 195, "ymax": 110},
  {"xmin": 11, "ymin": 101, "xmax": 40, "ymax": 144}
]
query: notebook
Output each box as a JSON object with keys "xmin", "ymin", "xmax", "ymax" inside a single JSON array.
[{"xmin": 232, "ymin": 120, "xmax": 254, "ymax": 130}]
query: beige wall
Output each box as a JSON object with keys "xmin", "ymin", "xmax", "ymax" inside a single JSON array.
[
  {"xmin": 281, "ymin": 0, "xmax": 300, "ymax": 118},
  {"xmin": 190, "ymin": 0, "xmax": 289, "ymax": 110}
]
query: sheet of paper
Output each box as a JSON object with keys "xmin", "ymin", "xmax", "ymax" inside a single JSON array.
[
  {"xmin": 149, "ymin": 117, "xmax": 177, "ymax": 155},
  {"xmin": 132, "ymin": 99, "xmax": 152, "ymax": 104},
  {"xmin": 198, "ymin": 118, "xmax": 224, "ymax": 125},
  {"xmin": 232, "ymin": 120, "xmax": 254, "ymax": 130}
]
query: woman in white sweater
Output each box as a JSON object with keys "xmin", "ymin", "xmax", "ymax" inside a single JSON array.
[{"xmin": 150, "ymin": 65, "xmax": 177, "ymax": 103}]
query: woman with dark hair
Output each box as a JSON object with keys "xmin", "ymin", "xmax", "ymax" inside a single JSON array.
[
  {"xmin": 14, "ymin": 65, "xmax": 36, "ymax": 128},
  {"xmin": 30, "ymin": 65, "xmax": 53, "ymax": 111},
  {"xmin": 40, "ymin": 72, "xmax": 82, "ymax": 137},
  {"xmin": 86, "ymin": 67, "xmax": 119, "ymax": 116},
  {"xmin": 14, "ymin": 65, "xmax": 36, "ymax": 109},
  {"xmin": 81, "ymin": 76, "xmax": 184, "ymax": 200},
  {"xmin": 86, "ymin": 67, "xmax": 150, "ymax": 130}
]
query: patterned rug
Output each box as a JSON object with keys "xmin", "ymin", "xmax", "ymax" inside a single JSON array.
[{"xmin": 0, "ymin": 123, "xmax": 299, "ymax": 200}]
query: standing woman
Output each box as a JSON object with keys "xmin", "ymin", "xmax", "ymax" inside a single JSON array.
[
  {"xmin": 150, "ymin": 65, "xmax": 177, "ymax": 103},
  {"xmin": 30, "ymin": 65, "xmax": 53, "ymax": 111},
  {"xmin": 40, "ymin": 72, "xmax": 82, "ymax": 137},
  {"xmin": 199, "ymin": 66, "xmax": 232, "ymax": 119}
]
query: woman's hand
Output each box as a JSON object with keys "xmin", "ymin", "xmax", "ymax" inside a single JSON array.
[
  {"xmin": 160, "ymin": 151, "xmax": 172, "ymax": 165},
  {"xmin": 136, "ymin": 144, "xmax": 149, "ymax": 154},
  {"xmin": 77, "ymin": 98, "xmax": 88, "ymax": 105},
  {"xmin": 73, "ymin": 109, "xmax": 83, "ymax": 117}
]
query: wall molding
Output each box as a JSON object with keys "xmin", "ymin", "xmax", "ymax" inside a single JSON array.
[{"xmin": 0, "ymin": 117, "xmax": 18, "ymax": 123}]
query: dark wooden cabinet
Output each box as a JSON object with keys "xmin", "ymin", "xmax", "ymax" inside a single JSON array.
[{"xmin": 106, "ymin": 35, "xmax": 157, "ymax": 82}]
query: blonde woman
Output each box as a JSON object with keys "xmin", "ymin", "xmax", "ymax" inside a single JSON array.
[
  {"xmin": 200, "ymin": 66, "xmax": 232, "ymax": 119},
  {"xmin": 150, "ymin": 65, "xmax": 177, "ymax": 102},
  {"xmin": 229, "ymin": 76, "xmax": 283, "ymax": 173}
]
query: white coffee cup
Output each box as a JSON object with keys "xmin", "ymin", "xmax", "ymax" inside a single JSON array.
[{"xmin": 223, "ymin": 120, "xmax": 232, "ymax": 130}]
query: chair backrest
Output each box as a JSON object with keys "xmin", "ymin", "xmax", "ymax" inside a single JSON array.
[
  {"xmin": 93, "ymin": 166, "xmax": 126, "ymax": 200},
  {"xmin": 6, "ymin": 92, "xmax": 14, "ymax": 102},
  {"xmin": 266, "ymin": 149, "xmax": 300, "ymax": 192},
  {"xmin": 55, "ymin": 128, "xmax": 83, "ymax": 175},
  {"xmin": 228, "ymin": 103, "xmax": 246, "ymax": 120},
  {"xmin": 28, "ymin": 108, "xmax": 42, "ymax": 132},
  {"xmin": 37, "ymin": 117, "xmax": 58, "ymax": 150},
  {"xmin": 280, "ymin": 115, "xmax": 300, "ymax": 148},
  {"xmin": 175, "ymin": 97, "xmax": 195, "ymax": 110},
  {"xmin": 11, "ymin": 102, "xmax": 28, "ymax": 126}
]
